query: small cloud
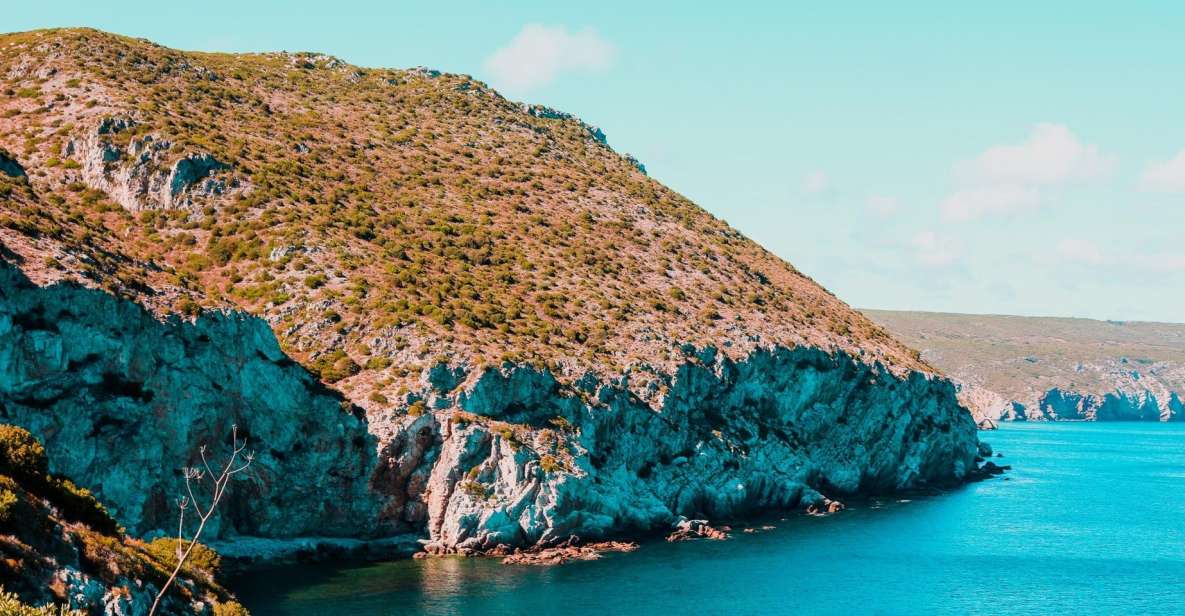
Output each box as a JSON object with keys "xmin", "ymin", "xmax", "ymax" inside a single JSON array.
[
  {"xmin": 942, "ymin": 185, "xmax": 1040, "ymax": 221},
  {"xmin": 954, "ymin": 123, "xmax": 1113, "ymax": 186},
  {"xmin": 911, "ymin": 230, "xmax": 960, "ymax": 266},
  {"xmin": 801, "ymin": 170, "xmax": 829, "ymax": 194},
  {"xmin": 1139, "ymin": 150, "xmax": 1185, "ymax": 193},
  {"xmin": 941, "ymin": 124, "xmax": 1113, "ymax": 220},
  {"xmin": 483, "ymin": 24, "xmax": 616, "ymax": 92},
  {"xmin": 865, "ymin": 194, "xmax": 899, "ymax": 217}
]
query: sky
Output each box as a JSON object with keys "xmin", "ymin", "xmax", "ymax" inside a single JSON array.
[{"xmin": 7, "ymin": 2, "xmax": 1185, "ymax": 322}]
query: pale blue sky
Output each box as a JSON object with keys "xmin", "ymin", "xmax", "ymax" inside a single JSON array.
[{"xmin": 9, "ymin": 2, "xmax": 1185, "ymax": 321}]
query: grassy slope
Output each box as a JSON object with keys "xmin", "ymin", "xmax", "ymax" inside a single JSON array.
[
  {"xmin": 865, "ymin": 309, "xmax": 1185, "ymax": 400},
  {"xmin": 0, "ymin": 28, "xmax": 927, "ymax": 407},
  {"xmin": 0, "ymin": 425, "xmax": 239, "ymax": 613}
]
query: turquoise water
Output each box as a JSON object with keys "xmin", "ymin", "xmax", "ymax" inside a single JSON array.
[{"xmin": 234, "ymin": 424, "xmax": 1185, "ymax": 615}]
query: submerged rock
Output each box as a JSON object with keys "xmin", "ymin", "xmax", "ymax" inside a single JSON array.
[
  {"xmin": 667, "ymin": 518, "xmax": 730, "ymax": 541},
  {"xmin": 500, "ymin": 540, "xmax": 638, "ymax": 566}
]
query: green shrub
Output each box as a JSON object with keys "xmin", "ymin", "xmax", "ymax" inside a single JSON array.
[
  {"xmin": 364, "ymin": 356, "xmax": 392, "ymax": 370},
  {"xmin": 0, "ymin": 425, "xmax": 48, "ymax": 483},
  {"xmin": 0, "ymin": 425, "xmax": 120, "ymax": 535},
  {"xmin": 213, "ymin": 601, "xmax": 251, "ymax": 616},
  {"xmin": 146, "ymin": 537, "xmax": 222, "ymax": 577},
  {"xmin": 310, "ymin": 350, "xmax": 360, "ymax": 383},
  {"xmin": 48, "ymin": 477, "xmax": 121, "ymax": 536},
  {"xmin": 0, "ymin": 488, "xmax": 18, "ymax": 525},
  {"xmin": 0, "ymin": 587, "xmax": 85, "ymax": 616},
  {"xmin": 460, "ymin": 480, "xmax": 487, "ymax": 499}
]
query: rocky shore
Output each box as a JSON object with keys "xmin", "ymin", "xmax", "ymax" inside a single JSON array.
[{"xmin": 2, "ymin": 264, "xmax": 984, "ymax": 561}]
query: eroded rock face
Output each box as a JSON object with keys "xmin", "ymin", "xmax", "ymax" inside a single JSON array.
[
  {"xmin": 75, "ymin": 117, "xmax": 238, "ymax": 211},
  {"xmin": 374, "ymin": 349, "xmax": 978, "ymax": 553},
  {"xmin": 1, "ymin": 262, "xmax": 978, "ymax": 552},
  {"xmin": 1036, "ymin": 387, "xmax": 1181, "ymax": 421},
  {"xmin": 956, "ymin": 379, "xmax": 1185, "ymax": 423},
  {"xmin": 0, "ymin": 264, "xmax": 380, "ymax": 539}
]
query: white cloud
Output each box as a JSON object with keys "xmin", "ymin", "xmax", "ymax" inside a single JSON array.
[
  {"xmin": 801, "ymin": 170, "xmax": 829, "ymax": 194},
  {"xmin": 866, "ymin": 194, "xmax": 899, "ymax": 217},
  {"xmin": 1139, "ymin": 150, "xmax": 1185, "ymax": 193},
  {"xmin": 483, "ymin": 25, "xmax": 615, "ymax": 92},
  {"xmin": 954, "ymin": 124, "xmax": 1113, "ymax": 186},
  {"xmin": 942, "ymin": 124, "xmax": 1114, "ymax": 220},
  {"xmin": 911, "ymin": 230, "xmax": 960, "ymax": 266},
  {"xmin": 942, "ymin": 185, "xmax": 1040, "ymax": 221}
]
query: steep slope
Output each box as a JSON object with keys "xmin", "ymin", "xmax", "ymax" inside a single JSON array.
[
  {"xmin": 0, "ymin": 424, "xmax": 244, "ymax": 615},
  {"xmin": 866, "ymin": 310, "xmax": 1185, "ymax": 423},
  {"xmin": 0, "ymin": 28, "xmax": 979, "ymax": 560}
]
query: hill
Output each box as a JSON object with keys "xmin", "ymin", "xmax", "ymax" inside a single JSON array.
[
  {"xmin": 865, "ymin": 310, "xmax": 1185, "ymax": 422},
  {"xmin": 0, "ymin": 27, "xmax": 922, "ymax": 390},
  {"xmin": 0, "ymin": 27, "xmax": 979, "ymax": 587}
]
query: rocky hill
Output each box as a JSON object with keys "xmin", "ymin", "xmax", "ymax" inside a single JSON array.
[
  {"xmin": 0, "ymin": 26, "xmax": 980, "ymax": 595},
  {"xmin": 865, "ymin": 310, "xmax": 1185, "ymax": 423}
]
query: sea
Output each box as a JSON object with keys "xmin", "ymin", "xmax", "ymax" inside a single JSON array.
[{"xmin": 234, "ymin": 423, "xmax": 1185, "ymax": 615}]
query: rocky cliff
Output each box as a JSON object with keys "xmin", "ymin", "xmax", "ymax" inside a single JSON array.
[
  {"xmin": 866, "ymin": 310, "xmax": 1185, "ymax": 423},
  {"xmin": 0, "ymin": 263, "xmax": 379, "ymax": 539},
  {"xmin": 0, "ymin": 27, "xmax": 982, "ymax": 578},
  {"xmin": 373, "ymin": 348, "xmax": 975, "ymax": 553}
]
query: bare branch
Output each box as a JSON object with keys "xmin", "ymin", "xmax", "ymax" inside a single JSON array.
[{"xmin": 149, "ymin": 427, "xmax": 255, "ymax": 616}]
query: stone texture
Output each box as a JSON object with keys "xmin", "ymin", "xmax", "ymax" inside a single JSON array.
[
  {"xmin": 76, "ymin": 117, "xmax": 239, "ymax": 211},
  {"xmin": 376, "ymin": 349, "xmax": 978, "ymax": 553},
  {"xmin": 0, "ymin": 263, "xmax": 380, "ymax": 539}
]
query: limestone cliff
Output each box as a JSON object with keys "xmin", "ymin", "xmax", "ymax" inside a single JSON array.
[
  {"xmin": 373, "ymin": 350, "xmax": 975, "ymax": 553},
  {"xmin": 0, "ymin": 264, "xmax": 379, "ymax": 539}
]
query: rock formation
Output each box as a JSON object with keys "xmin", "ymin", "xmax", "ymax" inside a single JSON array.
[{"xmin": 0, "ymin": 264, "xmax": 379, "ymax": 538}]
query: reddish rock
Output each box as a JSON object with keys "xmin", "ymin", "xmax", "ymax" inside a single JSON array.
[
  {"xmin": 501, "ymin": 541, "xmax": 638, "ymax": 566},
  {"xmin": 805, "ymin": 498, "xmax": 845, "ymax": 516},
  {"xmin": 666, "ymin": 518, "xmax": 731, "ymax": 541}
]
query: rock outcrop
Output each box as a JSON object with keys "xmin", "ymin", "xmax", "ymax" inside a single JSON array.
[
  {"xmin": 0, "ymin": 260, "xmax": 979, "ymax": 555},
  {"xmin": 375, "ymin": 349, "xmax": 977, "ymax": 554},
  {"xmin": 0, "ymin": 150, "xmax": 23, "ymax": 178},
  {"xmin": 74, "ymin": 116, "xmax": 238, "ymax": 212},
  {"xmin": 0, "ymin": 263, "xmax": 379, "ymax": 539}
]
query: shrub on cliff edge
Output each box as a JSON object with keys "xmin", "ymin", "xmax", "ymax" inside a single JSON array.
[
  {"xmin": 0, "ymin": 424, "xmax": 121, "ymax": 535},
  {"xmin": 0, "ymin": 425, "xmax": 48, "ymax": 484}
]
